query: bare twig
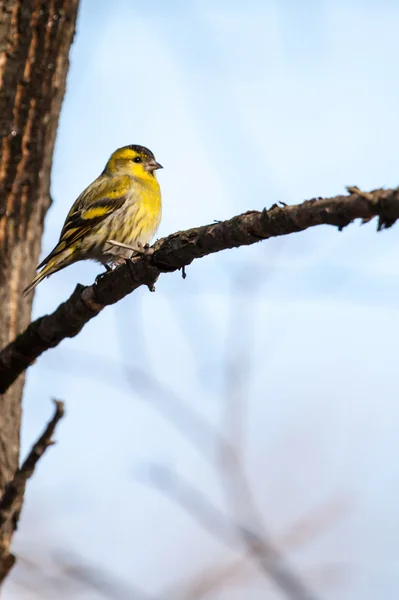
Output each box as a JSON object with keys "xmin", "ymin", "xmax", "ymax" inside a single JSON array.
[
  {"xmin": 51, "ymin": 348, "xmax": 349, "ymax": 596},
  {"xmin": 0, "ymin": 400, "xmax": 64, "ymax": 529},
  {"xmin": 11, "ymin": 550, "xmax": 159, "ymax": 600},
  {"xmin": 49, "ymin": 350, "xmax": 349, "ymax": 599},
  {"xmin": 165, "ymin": 498, "xmax": 349, "ymax": 600},
  {"xmin": 0, "ymin": 400, "xmax": 65, "ymax": 583},
  {"xmin": 51, "ymin": 552, "xmax": 159, "ymax": 600},
  {"xmin": 141, "ymin": 466, "xmax": 317, "ymax": 600},
  {"xmin": 278, "ymin": 498, "xmax": 350, "ymax": 554},
  {"xmin": 125, "ymin": 363, "xmax": 318, "ymax": 599},
  {"xmin": 216, "ymin": 271, "xmax": 320, "ymax": 599},
  {"xmin": 169, "ymin": 556, "xmax": 252, "ymax": 600},
  {"xmin": 141, "ymin": 464, "xmax": 237, "ymax": 545},
  {"xmin": 58, "ymin": 347, "xmax": 327, "ymax": 599},
  {"xmin": 0, "ymin": 185, "xmax": 398, "ymax": 393}
]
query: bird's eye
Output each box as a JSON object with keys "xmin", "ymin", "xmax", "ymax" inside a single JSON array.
[{"xmin": 133, "ymin": 156, "xmax": 142, "ymax": 163}]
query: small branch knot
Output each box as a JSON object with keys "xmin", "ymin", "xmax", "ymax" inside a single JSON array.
[{"xmin": 81, "ymin": 287, "xmax": 104, "ymax": 313}]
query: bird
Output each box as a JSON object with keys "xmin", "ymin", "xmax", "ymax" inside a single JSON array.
[{"xmin": 23, "ymin": 144, "xmax": 163, "ymax": 296}]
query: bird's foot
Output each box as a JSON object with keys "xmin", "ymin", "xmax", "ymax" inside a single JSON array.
[
  {"xmin": 95, "ymin": 263, "xmax": 112, "ymax": 284},
  {"xmin": 105, "ymin": 240, "xmax": 156, "ymax": 291}
]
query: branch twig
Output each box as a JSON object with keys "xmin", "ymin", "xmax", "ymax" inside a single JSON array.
[
  {"xmin": 0, "ymin": 400, "xmax": 64, "ymax": 529},
  {"xmin": 142, "ymin": 466, "xmax": 317, "ymax": 600},
  {"xmin": 0, "ymin": 400, "xmax": 65, "ymax": 582},
  {"xmin": 0, "ymin": 185, "xmax": 397, "ymax": 394},
  {"xmin": 217, "ymin": 276, "xmax": 320, "ymax": 600}
]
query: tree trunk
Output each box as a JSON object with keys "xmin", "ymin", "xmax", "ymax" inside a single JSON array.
[{"xmin": 0, "ymin": 0, "xmax": 79, "ymax": 581}]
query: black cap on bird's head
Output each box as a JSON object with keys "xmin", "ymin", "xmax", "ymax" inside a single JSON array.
[
  {"xmin": 104, "ymin": 144, "xmax": 163, "ymax": 174},
  {"xmin": 127, "ymin": 144, "xmax": 154, "ymax": 159},
  {"xmin": 127, "ymin": 145, "xmax": 163, "ymax": 171}
]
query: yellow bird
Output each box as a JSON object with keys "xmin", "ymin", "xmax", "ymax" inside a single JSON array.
[{"xmin": 23, "ymin": 145, "xmax": 163, "ymax": 296}]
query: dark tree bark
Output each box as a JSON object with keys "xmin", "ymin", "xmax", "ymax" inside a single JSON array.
[{"xmin": 0, "ymin": 0, "xmax": 79, "ymax": 581}]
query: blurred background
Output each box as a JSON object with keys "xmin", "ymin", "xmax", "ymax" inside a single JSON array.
[{"xmin": 6, "ymin": 0, "xmax": 399, "ymax": 598}]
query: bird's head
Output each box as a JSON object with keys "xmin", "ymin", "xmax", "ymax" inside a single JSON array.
[{"xmin": 104, "ymin": 145, "xmax": 163, "ymax": 179}]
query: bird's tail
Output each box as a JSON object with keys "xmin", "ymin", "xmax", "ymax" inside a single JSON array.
[
  {"xmin": 22, "ymin": 250, "xmax": 74, "ymax": 297},
  {"xmin": 23, "ymin": 269, "xmax": 49, "ymax": 297}
]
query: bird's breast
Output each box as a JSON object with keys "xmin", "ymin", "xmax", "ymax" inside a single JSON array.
[{"xmin": 121, "ymin": 180, "xmax": 162, "ymax": 246}]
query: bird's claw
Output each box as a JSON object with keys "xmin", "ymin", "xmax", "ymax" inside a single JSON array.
[
  {"xmin": 95, "ymin": 270, "xmax": 109, "ymax": 284},
  {"xmin": 95, "ymin": 261, "xmax": 112, "ymax": 284}
]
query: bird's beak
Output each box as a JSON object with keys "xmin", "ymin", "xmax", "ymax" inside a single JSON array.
[{"xmin": 146, "ymin": 159, "xmax": 163, "ymax": 172}]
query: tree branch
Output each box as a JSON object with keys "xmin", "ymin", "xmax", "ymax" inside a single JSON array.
[
  {"xmin": 0, "ymin": 399, "xmax": 65, "ymax": 582},
  {"xmin": 0, "ymin": 185, "xmax": 397, "ymax": 394}
]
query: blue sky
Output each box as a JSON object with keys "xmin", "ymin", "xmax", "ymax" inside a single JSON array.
[{"xmin": 6, "ymin": 1, "xmax": 399, "ymax": 598}]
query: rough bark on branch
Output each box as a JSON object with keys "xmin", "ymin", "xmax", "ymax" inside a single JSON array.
[
  {"xmin": 0, "ymin": 0, "xmax": 79, "ymax": 579},
  {"xmin": 0, "ymin": 184, "xmax": 397, "ymax": 395}
]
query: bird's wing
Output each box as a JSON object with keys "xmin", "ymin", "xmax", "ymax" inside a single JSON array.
[{"xmin": 37, "ymin": 174, "xmax": 131, "ymax": 269}]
